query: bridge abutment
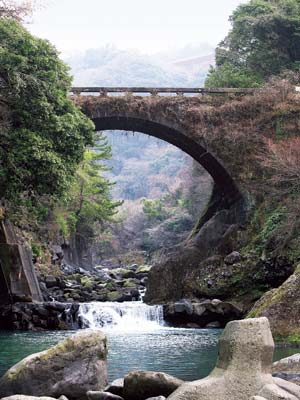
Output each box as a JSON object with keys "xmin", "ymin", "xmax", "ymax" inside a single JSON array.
[{"xmin": 0, "ymin": 219, "xmax": 43, "ymax": 304}]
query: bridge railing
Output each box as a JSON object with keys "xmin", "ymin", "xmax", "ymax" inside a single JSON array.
[{"xmin": 70, "ymin": 87, "xmax": 255, "ymax": 96}]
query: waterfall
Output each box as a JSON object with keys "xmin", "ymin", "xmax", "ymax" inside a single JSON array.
[{"xmin": 78, "ymin": 301, "xmax": 164, "ymax": 331}]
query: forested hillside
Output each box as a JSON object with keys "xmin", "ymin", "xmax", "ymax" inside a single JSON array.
[
  {"xmin": 67, "ymin": 45, "xmax": 213, "ymax": 87},
  {"xmin": 103, "ymin": 132, "xmax": 212, "ymax": 257}
]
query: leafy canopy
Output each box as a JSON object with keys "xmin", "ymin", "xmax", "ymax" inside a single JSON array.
[
  {"xmin": 0, "ymin": 18, "xmax": 94, "ymax": 201},
  {"xmin": 206, "ymin": 0, "xmax": 300, "ymax": 87},
  {"xmin": 57, "ymin": 133, "xmax": 122, "ymax": 240}
]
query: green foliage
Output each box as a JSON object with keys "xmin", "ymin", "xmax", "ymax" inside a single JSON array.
[
  {"xmin": 206, "ymin": 63, "xmax": 262, "ymax": 88},
  {"xmin": 31, "ymin": 243, "xmax": 42, "ymax": 258},
  {"xmin": 165, "ymin": 216, "xmax": 191, "ymax": 233},
  {"xmin": 243, "ymin": 203, "xmax": 287, "ymax": 255},
  {"xmin": 59, "ymin": 133, "xmax": 122, "ymax": 239},
  {"xmin": 274, "ymin": 333, "xmax": 300, "ymax": 344},
  {"xmin": 258, "ymin": 209, "xmax": 285, "ymax": 246},
  {"xmin": 206, "ymin": 0, "xmax": 300, "ymax": 87},
  {"xmin": 55, "ymin": 210, "xmax": 70, "ymax": 238},
  {"xmin": 0, "ymin": 19, "xmax": 94, "ymax": 202},
  {"xmin": 142, "ymin": 197, "xmax": 169, "ymax": 222}
]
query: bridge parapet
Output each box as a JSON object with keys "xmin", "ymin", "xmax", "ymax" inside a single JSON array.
[{"xmin": 71, "ymin": 86, "xmax": 255, "ymax": 96}]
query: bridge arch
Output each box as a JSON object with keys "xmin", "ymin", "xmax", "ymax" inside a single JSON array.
[{"xmin": 91, "ymin": 115, "xmax": 242, "ymax": 208}]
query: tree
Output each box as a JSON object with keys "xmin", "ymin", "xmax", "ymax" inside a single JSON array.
[
  {"xmin": 58, "ymin": 133, "xmax": 122, "ymax": 241},
  {"xmin": 0, "ymin": 18, "xmax": 94, "ymax": 203},
  {"xmin": 0, "ymin": 0, "xmax": 34, "ymax": 21},
  {"xmin": 206, "ymin": 0, "xmax": 300, "ymax": 87},
  {"xmin": 206, "ymin": 63, "xmax": 262, "ymax": 88},
  {"xmin": 260, "ymin": 137, "xmax": 300, "ymax": 195}
]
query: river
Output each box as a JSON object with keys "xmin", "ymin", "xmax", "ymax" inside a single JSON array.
[{"xmin": 0, "ymin": 302, "xmax": 299, "ymax": 382}]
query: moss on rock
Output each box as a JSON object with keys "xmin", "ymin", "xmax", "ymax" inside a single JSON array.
[
  {"xmin": 0, "ymin": 330, "xmax": 108, "ymax": 399},
  {"xmin": 136, "ymin": 265, "xmax": 152, "ymax": 274},
  {"xmin": 247, "ymin": 265, "xmax": 300, "ymax": 339}
]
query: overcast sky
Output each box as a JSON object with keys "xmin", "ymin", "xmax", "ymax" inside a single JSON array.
[{"xmin": 29, "ymin": 0, "xmax": 247, "ymax": 56}]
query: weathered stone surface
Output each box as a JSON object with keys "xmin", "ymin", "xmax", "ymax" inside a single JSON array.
[
  {"xmin": 86, "ymin": 392, "xmax": 123, "ymax": 400},
  {"xmin": 274, "ymin": 377, "xmax": 300, "ymax": 397},
  {"xmin": 136, "ymin": 265, "xmax": 152, "ymax": 274},
  {"xmin": 250, "ymin": 397, "xmax": 268, "ymax": 400},
  {"xmin": 248, "ymin": 265, "xmax": 300, "ymax": 337},
  {"xmin": 145, "ymin": 207, "xmax": 245, "ymax": 305},
  {"xmin": 164, "ymin": 299, "xmax": 242, "ymax": 328},
  {"xmin": 0, "ymin": 220, "xmax": 43, "ymax": 303},
  {"xmin": 145, "ymin": 247, "xmax": 294, "ymax": 308},
  {"xmin": 0, "ymin": 397, "xmax": 62, "ymax": 400},
  {"xmin": 167, "ymin": 317, "xmax": 300, "ymax": 400},
  {"xmin": 104, "ymin": 378, "xmax": 124, "ymax": 397},
  {"xmin": 257, "ymin": 382, "xmax": 299, "ymax": 399},
  {"xmin": 145, "ymin": 397, "xmax": 166, "ymax": 400},
  {"xmin": 224, "ymin": 251, "xmax": 243, "ymax": 265},
  {"xmin": 45, "ymin": 276, "xmax": 58, "ymax": 288},
  {"xmin": 0, "ymin": 302, "xmax": 80, "ymax": 331},
  {"xmin": 0, "ymin": 330, "xmax": 108, "ymax": 400},
  {"xmin": 205, "ymin": 321, "xmax": 221, "ymax": 328},
  {"xmin": 124, "ymin": 371, "xmax": 183, "ymax": 400},
  {"xmin": 272, "ymin": 354, "xmax": 300, "ymax": 386}
]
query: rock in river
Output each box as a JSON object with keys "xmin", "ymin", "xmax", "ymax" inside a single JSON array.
[
  {"xmin": 272, "ymin": 354, "xmax": 300, "ymax": 386},
  {"xmin": 0, "ymin": 330, "xmax": 108, "ymax": 400},
  {"xmin": 123, "ymin": 370, "xmax": 183, "ymax": 400},
  {"xmin": 86, "ymin": 392, "xmax": 124, "ymax": 400}
]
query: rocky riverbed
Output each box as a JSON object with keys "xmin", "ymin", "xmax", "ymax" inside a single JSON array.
[
  {"xmin": 1, "ymin": 248, "xmax": 297, "ymax": 332},
  {"xmin": 39, "ymin": 262, "xmax": 152, "ymax": 304}
]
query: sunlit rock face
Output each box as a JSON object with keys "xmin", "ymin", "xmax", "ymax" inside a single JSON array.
[
  {"xmin": 0, "ymin": 330, "xmax": 108, "ymax": 400},
  {"xmin": 167, "ymin": 317, "xmax": 300, "ymax": 400}
]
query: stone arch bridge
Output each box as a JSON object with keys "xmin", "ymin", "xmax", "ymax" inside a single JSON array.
[
  {"xmin": 0, "ymin": 85, "xmax": 287, "ymax": 305},
  {"xmin": 73, "ymin": 87, "xmax": 258, "ymax": 226},
  {"xmin": 73, "ymin": 85, "xmax": 286, "ymax": 303}
]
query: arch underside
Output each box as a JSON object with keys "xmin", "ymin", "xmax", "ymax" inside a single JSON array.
[{"xmin": 92, "ymin": 115, "xmax": 242, "ymax": 208}]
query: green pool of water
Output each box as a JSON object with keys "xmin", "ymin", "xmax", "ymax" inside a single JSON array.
[{"xmin": 0, "ymin": 329, "xmax": 299, "ymax": 382}]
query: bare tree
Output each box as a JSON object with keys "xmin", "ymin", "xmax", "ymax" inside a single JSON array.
[
  {"xmin": 0, "ymin": 0, "xmax": 34, "ymax": 21},
  {"xmin": 260, "ymin": 137, "xmax": 300, "ymax": 195}
]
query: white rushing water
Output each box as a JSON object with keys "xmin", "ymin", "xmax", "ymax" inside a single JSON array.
[{"xmin": 78, "ymin": 301, "xmax": 164, "ymax": 331}]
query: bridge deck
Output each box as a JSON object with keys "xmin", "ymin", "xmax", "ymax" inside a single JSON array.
[{"xmin": 71, "ymin": 87, "xmax": 255, "ymax": 96}]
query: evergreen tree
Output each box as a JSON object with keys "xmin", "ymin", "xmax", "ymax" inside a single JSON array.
[
  {"xmin": 63, "ymin": 133, "xmax": 122, "ymax": 240},
  {"xmin": 0, "ymin": 18, "xmax": 94, "ymax": 202},
  {"xmin": 206, "ymin": 0, "xmax": 300, "ymax": 87}
]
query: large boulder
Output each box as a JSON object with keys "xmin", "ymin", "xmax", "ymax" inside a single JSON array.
[
  {"xmin": 248, "ymin": 265, "xmax": 300, "ymax": 338},
  {"xmin": 164, "ymin": 299, "xmax": 242, "ymax": 328},
  {"xmin": 123, "ymin": 371, "xmax": 183, "ymax": 400},
  {"xmin": 272, "ymin": 354, "xmax": 300, "ymax": 385},
  {"xmin": 0, "ymin": 330, "xmax": 108, "ymax": 400},
  {"xmin": 145, "ymin": 247, "xmax": 294, "ymax": 309},
  {"xmin": 167, "ymin": 317, "xmax": 300, "ymax": 400}
]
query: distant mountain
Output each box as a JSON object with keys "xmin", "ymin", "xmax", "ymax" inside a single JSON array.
[{"xmin": 66, "ymin": 44, "xmax": 213, "ymax": 87}]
